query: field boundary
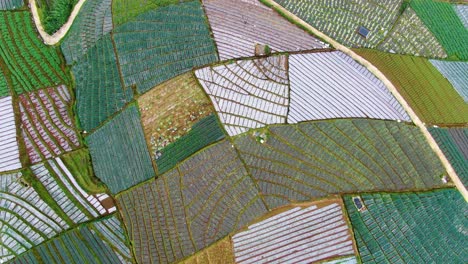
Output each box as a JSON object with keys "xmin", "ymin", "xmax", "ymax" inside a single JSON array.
[
  {"xmin": 28, "ymin": 0, "xmax": 87, "ymax": 45},
  {"xmin": 261, "ymin": 0, "xmax": 468, "ymax": 201}
]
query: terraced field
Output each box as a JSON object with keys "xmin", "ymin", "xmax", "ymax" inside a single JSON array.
[
  {"xmin": 288, "ymin": 51, "xmax": 410, "ymax": 123},
  {"xmin": 232, "ymin": 199, "xmax": 356, "ymax": 264},
  {"xmin": 117, "ymin": 140, "xmax": 267, "ymax": 264},
  {"xmin": 203, "ymin": 0, "xmax": 326, "ymax": 60},
  {"xmin": 234, "ymin": 119, "xmax": 446, "ymax": 209},
  {"xmin": 113, "ymin": 1, "xmax": 218, "ymax": 94},
  {"xmin": 60, "ymin": 0, "xmax": 113, "ymax": 64},
  {"xmin": 0, "ymin": 71, "xmax": 9, "ymax": 97},
  {"xmin": 456, "ymin": 5, "xmax": 468, "ymax": 28},
  {"xmin": 430, "ymin": 60, "xmax": 468, "ymax": 102},
  {"xmin": 273, "ymin": 0, "xmax": 402, "ymax": 48},
  {"xmin": 9, "ymin": 216, "xmax": 132, "ymax": 264},
  {"xmin": 0, "ymin": 12, "xmax": 69, "ymax": 95},
  {"xmin": 196, "ymin": 55, "xmax": 289, "ymax": 136},
  {"xmin": 429, "ymin": 127, "xmax": 468, "ymax": 187},
  {"xmin": 86, "ymin": 106, "xmax": 154, "ymax": 194},
  {"xmin": 0, "ymin": 96, "xmax": 21, "ymax": 172},
  {"xmin": 0, "ymin": 0, "xmax": 22, "ymax": 10},
  {"xmin": 72, "ymin": 35, "xmax": 133, "ymax": 131},
  {"xmin": 19, "ymin": 85, "xmax": 81, "ymax": 164},
  {"xmin": 111, "ymin": 0, "xmax": 178, "ymax": 26},
  {"xmin": 410, "ymin": 0, "xmax": 468, "ymax": 60},
  {"xmin": 180, "ymin": 237, "xmax": 235, "ymax": 264},
  {"xmin": 377, "ymin": 7, "xmax": 447, "ymax": 58},
  {"xmin": 356, "ymin": 49, "xmax": 468, "ymax": 125},
  {"xmin": 344, "ymin": 189, "xmax": 468, "ymax": 263}
]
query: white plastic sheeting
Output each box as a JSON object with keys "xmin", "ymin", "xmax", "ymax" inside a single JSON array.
[{"xmin": 0, "ymin": 96, "xmax": 21, "ymax": 172}]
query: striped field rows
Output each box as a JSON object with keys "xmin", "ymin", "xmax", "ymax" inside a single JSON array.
[{"xmin": 0, "ymin": 96, "xmax": 21, "ymax": 172}]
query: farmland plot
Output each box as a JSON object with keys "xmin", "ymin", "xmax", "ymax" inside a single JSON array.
[
  {"xmin": 356, "ymin": 50, "xmax": 468, "ymax": 125},
  {"xmin": 288, "ymin": 51, "xmax": 410, "ymax": 123},
  {"xmin": 232, "ymin": 199, "xmax": 356, "ymax": 264},
  {"xmin": 196, "ymin": 55, "xmax": 289, "ymax": 136},
  {"xmin": 455, "ymin": 5, "xmax": 468, "ymax": 28},
  {"xmin": 9, "ymin": 218, "xmax": 130, "ymax": 263},
  {"xmin": 19, "ymin": 85, "xmax": 81, "ymax": 164},
  {"xmin": 112, "ymin": 0, "xmax": 178, "ymax": 26},
  {"xmin": 234, "ymin": 119, "xmax": 446, "ymax": 209},
  {"xmin": 411, "ymin": 0, "xmax": 468, "ymax": 60},
  {"xmin": 61, "ymin": 0, "xmax": 113, "ymax": 64},
  {"xmin": 87, "ymin": 106, "xmax": 154, "ymax": 194},
  {"xmin": 0, "ymin": 71, "xmax": 10, "ymax": 97},
  {"xmin": 344, "ymin": 189, "xmax": 468, "ymax": 263},
  {"xmin": 0, "ymin": 0, "xmax": 22, "ymax": 10},
  {"xmin": 202, "ymin": 0, "xmax": 326, "ymax": 60},
  {"xmin": 113, "ymin": 1, "xmax": 218, "ymax": 94},
  {"xmin": 273, "ymin": 0, "xmax": 402, "ymax": 48},
  {"xmin": 377, "ymin": 7, "xmax": 447, "ymax": 58},
  {"xmin": 72, "ymin": 35, "xmax": 133, "ymax": 131},
  {"xmin": 0, "ymin": 96, "xmax": 21, "ymax": 172},
  {"xmin": 180, "ymin": 237, "xmax": 235, "ymax": 264},
  {"xmin": 430, "ymin": 60, "xmax": 468, "ymax": 102},
  {"xmin": 118, "ymin": 140, "xmax": 267, "ymax": 264},
  {"xmin": 0, "ymin": 12, "xmax": 69, "ymax": 95},
  {"xmin": 429, "ymin": 127, "xmax": 468, "ymax": 187}
]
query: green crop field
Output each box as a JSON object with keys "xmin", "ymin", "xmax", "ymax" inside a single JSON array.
[
  {"xmin": 344, "ymin": 189, "xmax": 468, "ymax": 263},
  {"xmin": 37, "ymin": 0, "xmax": 78, "ymax": 34},
  {"xmin": 156, "ymin": 114, "xmax": 225, "ymax": 175},
  {"xmin": 0, "ymin": 0, "xmax": 23, "ymax": 10},
  {"xmin": 72, "ymin": 35, "xmax": 133, "ymax": 131},
  {"xmin": 0, "ymin": 12, "xmax": 69, "ymax": 95},
  {"xmin": 86, "ymin": 106, "xmax": 155, "ymax": 194},
  {"xmin": 113, "ymin": 1, "xmax": 218, "ymax": 94},
  {"xmin": 410, "ymin": 0, "xmax": 468, "ymax": 60},
  {"xmin": 0, "ymin": 70, "xmax": 10, "ymax": 97},
  {"xmin": 356, "ymin": 49, "xmax": 468, "ymax": 125},
  {"xmin": 112, "ymin": 0, "xmax": 179, "ymax": 26}
]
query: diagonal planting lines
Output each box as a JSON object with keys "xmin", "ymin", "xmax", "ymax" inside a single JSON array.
[{"xmin": 261, "ymin": 0, "xmax": 468, "ymax": 201}]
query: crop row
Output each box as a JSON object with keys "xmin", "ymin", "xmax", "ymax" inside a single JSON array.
[
  {"xmin": 195, "ymin": 55, "xmax": 290, "ymax": 136},
  {"xmin": 0, "ymin": 12, "xmax": 68, "ymax": 95},
  {"xmin": 203, "ymin": 0, "xmax": 326, "ymax": 60},
  {"xmin": 0, "ymin": 70, "xmax": 10, "ymax": 97},
  {"xmin": 19, "ymin": 85, "xmax": 80, "ymax": 164},
  {"xmin": 234, "ymin": 119, "xmax": 446, "ymax": 209},
  {"xmin": 377, "ymin": 7, "xmax": 447, "ymax": 59},
  {"xmin": 117, "ymin": 140, "xmax": 267, "ymax": 264},
  {"xmin": 430, "ymin": 60, "xmax": 467, "ymax": 102},
  {"xmin": 86, "ymin": 106, "xmax": 154, "ymax": 194},
  {"xmin": 344, "ymin": 189, "xmax": 467, "ymax": 263},
  {"xmin": 456, "ymin": 5, "xmax": 468, "ymax": 29},
  {"xmin": 60, "ymin": 0, "xmax": 114, "ymax": 64},
  {"xmin": 0, "ymin": 96, "xmax": 21, "ymax": 172},
  {"xmin": 112, "ymin": 1, "xmax": 218, "ymax": 94},
  {"xmin": 0, "ymin": 0, "xmax": 22, "ymax": 9}
]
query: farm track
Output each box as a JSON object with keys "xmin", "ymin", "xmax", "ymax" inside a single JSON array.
[
  {"xmin": 261, "ymin": 0, "xmax": 468, "ymax": 201},
  {"xmin": 29, "ymin": 0, "xmax": 87, "ymax": 45}
]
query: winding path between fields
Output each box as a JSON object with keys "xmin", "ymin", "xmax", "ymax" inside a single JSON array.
[
  {"xmin": 262, "ymin": 0, "xmax": 468, "ymax": 201},
  {"xmin": 28, "ymin": 0, "xmax": 87, "ymax": 45}
]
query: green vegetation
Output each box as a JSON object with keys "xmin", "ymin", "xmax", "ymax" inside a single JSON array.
[
  {"xmin": 410, "ymin": 0, "xmax": 468, "ymax": 60},
  {"xmin": 156, "ymin": 114, "xmax": 225, "ymax": 175},
  {"xmin": 37, "ymin": 0, "xmax": 78, "ymax": 34},
  {"xmin": 112, "ymin": 0, "xmax": 180, "ymax": 26},
  {"xmin": 0, "ymin": 0, "xmax": 23, "ymax": 10},
  {"xmin": 0, "ymin": 70, "xmax": 10, "ymax": 97},
  {"xmin": 0, "ymin": 12, "xmax": 69, "ymax": 95},
  {"xmin": 344, "ymin": 189, "xmax": 468, "ymax": 263},
  {"xmin": 61, "ymin": 149, "xmax": 108, "ymax": 194},
  {"xmin": 355, "ymin": 49, "xmax": 468, "ymax": 125}
]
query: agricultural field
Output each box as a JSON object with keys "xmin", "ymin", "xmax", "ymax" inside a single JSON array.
[
  {"xmin": 429, "ymin": 127, "xmax": 468, "ymax": 187},
  {"xmin": 234, "ymin": 119, "xmax": 447, "ymax": 209},
  {"xmin": 203, "ymin": 0, "xmax": 326, "ymax": 60},
  {"xmin": 117, "ymin": 140, "xmax": 267, "ymax": 264},
  {"xmin": 60, "ymin": 0, "xmax": 113, "ymax": 64},
  {"xmin": 18, "ymin": 85, "xmax": 81, "ymax": 164},
  {"xmin": 455, "ymin": 5, "xmax": 468, "ymax": 28},
  {"xmin": 72, "ymin": 35, "xmax": 133, "ymax": 131},
  {"xmin": 0, "ymin": 12, "xmax": 69, "ymax": 95},
  {"xmin": 111, "ymin": 0, "xmax": 179, "ymax": 26},
  {"xmin": 288, "ymin": 51, "xmax": 410, "ymax": 123},
  {"xmin": 430, "ymin": 60, "xmax": 468, "ymax": 102},
  {"xmin": 0, "ymin": 71, "xmax": 10, "ymax": 97},
  {"xmin": 180, "ymin": 237, "xmax": 235, "ymax": 264},
  {"xmin": 113, "ymin": 1, "xmax": 218, "ymax": 94},
  {"xmin": 0, "ymin": 0, "xmax": 22, "ymax": 10},
  {"xmin": 356, "ymin": 49, "xmax": 468, "ymax": 125},
  {"xmin": 196, "ymin": 55, "xmax": 289, "ymax": 136},
  {"xmin": 377, "ymin": 7, "xmax": 447, "ymax": 58},
  {"xmin": 9, "ymin": 216, "xmax": 132, "ymax": 263},
  {"xmin": 36, "ymin": 0, "xmax": 78, "ymax": 34},
  {"xmin": 410, "ymin": 0, "xmax": 468, "ymax": 60},
  {"xmin": 86, "ymin": 106, "xmax": 154, "ymax": 194},
  {"xmin": 0, "ymin": 96, "xmax": 21, "ymax": 172},
  {"xmin": 273, "ymin": 0, "xmax": 402, "ymax": 48},
  {"xmin": 232, "ymin": 199, "xmax": 356, "ymax": 264},
  {"xmin": 344, "ymin": 189, "xmax": 468, "ymax": 263}
]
